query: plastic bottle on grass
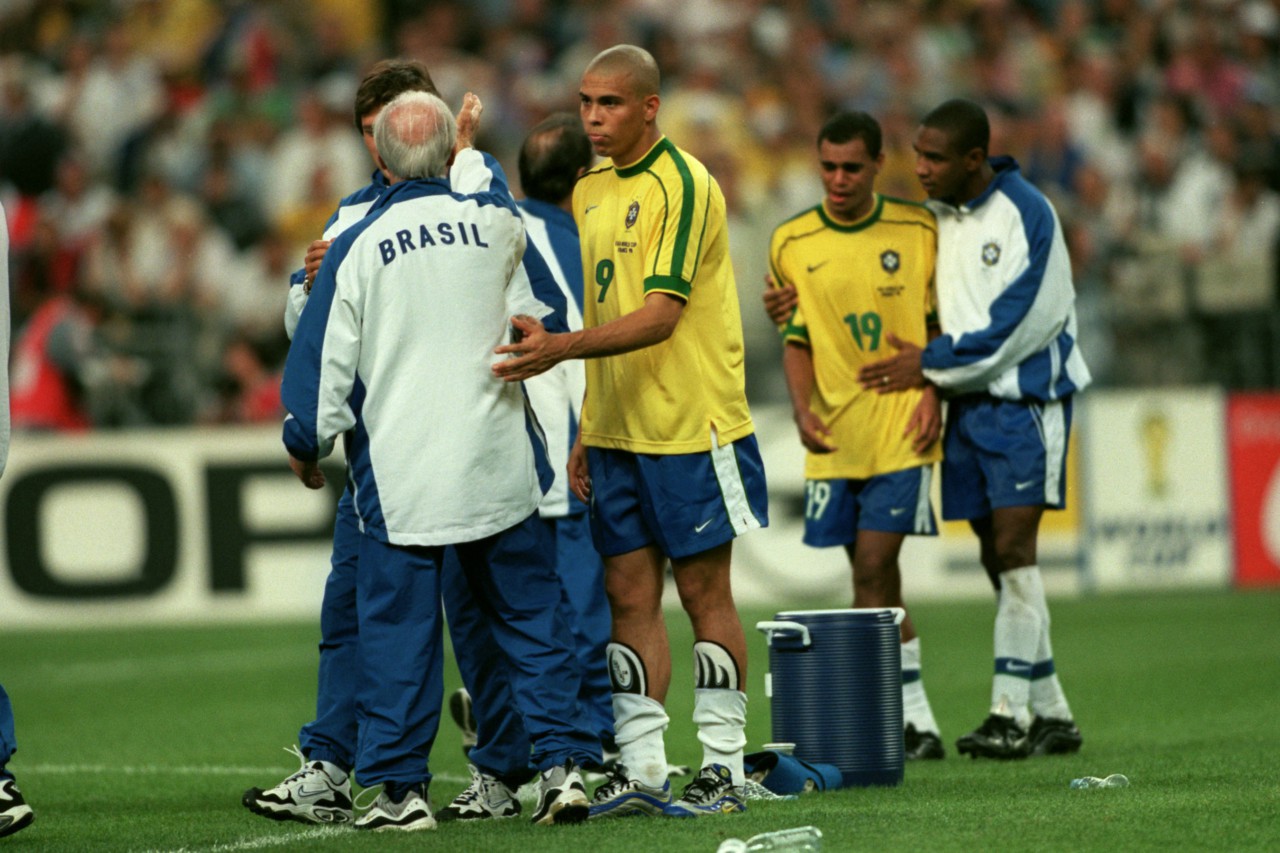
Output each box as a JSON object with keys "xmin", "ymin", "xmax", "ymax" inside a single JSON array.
[
  {"xmin": 1069, "ymin": 774, "xmax": 1129, "ymax": 789},
  {"xmin": 717, "ymin": 826, "xmax": 823, "ymax": 852}
]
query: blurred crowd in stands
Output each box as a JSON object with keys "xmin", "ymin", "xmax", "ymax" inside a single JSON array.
[{"xmin": 0, "ymin": 0, "xmax": 1277, "ymax": 430}]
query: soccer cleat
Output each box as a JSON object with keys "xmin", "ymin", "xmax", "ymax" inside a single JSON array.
[
  {"xmin": 437, "ymin": 764, "xmax": 521, "ymax": 822},
  {"xmin": 530, "ymin": 760, "xmax": 589, "ymax": 826},
  {"xmin": 588, "ymin": 765, "xmax": 672, "ymax": 818},
  {"xmin": 242, "ymin": 746, "xmax": 352, "ymax": 824},
  {"xmin": 904, "ymin": 723, "xmax": 946, "ymax": 760},
  {"xmin": 354, "ymin": 782, "xmax": 436, "ymax": 832},
  {"xmin": 0, "ymin": 778, "xmax": 34, "ymax": 838},
  {"xmin": 956, "ymin": 714, "xmax": 1031, "ymax": 760},
  {"xmin": 663, "ymin": 763, "xmax": 746, "ymax": 817},
  {"xmin": 1029, "ymin": 715, "xmax": 1083, "ymax": 756},
  {"xmin": 450, "ymin": 687, "xmax": 478, "ymax": 755}
]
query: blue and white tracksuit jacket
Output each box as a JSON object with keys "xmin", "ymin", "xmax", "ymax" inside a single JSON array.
[
  {"xmin": 921, "ymin": 157, "xmax": 1091, "ymax": 402},
  {"xmin": 281, "ymin": 148, "xmax": 554, "ymax": 544}
]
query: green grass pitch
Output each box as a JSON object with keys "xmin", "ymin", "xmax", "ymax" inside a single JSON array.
[{"xmin": 1, "ymin": 588, "xmax": 1277, "ymax": 851}]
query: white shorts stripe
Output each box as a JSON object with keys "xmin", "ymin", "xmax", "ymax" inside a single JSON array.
[
  {"xmin": 913, "ymin": 465, "xmax": 934, "ymax": 534},
  {"xmin": 710, "ymin": 429, "xmax": 762, "ymax": 537},
  {"xmin": 1040, "ymin": 400, "xmax": 1066, "ymax": 505}
]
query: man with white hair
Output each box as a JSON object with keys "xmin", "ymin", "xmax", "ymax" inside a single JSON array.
[{"xmin": 281, "ymin": 91, "xmax": 596, "ymax": 831}]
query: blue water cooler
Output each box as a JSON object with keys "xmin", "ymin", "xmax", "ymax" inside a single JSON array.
[{"xmin": 758, "ymin": 608, "xmax": 905, "ymax": 787}]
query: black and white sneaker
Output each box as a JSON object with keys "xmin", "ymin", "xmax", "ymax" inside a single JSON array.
[
  {"xmin": 956, "ymin": 714, "xmax": 1031, "ymax": 760},
  {"xmin": 437, "ymin": 764, "xmax": 521, "ymax": 822},
  {"xmin": 1029, "ymin": 715, "xmax": 1083, "ymax": 755},
  {"xmin": 904, "ymin": 723, "xmax": 946, "ymax": 760},
  {"xmin": 0, "ymin": 778, "xmax": 34, "ymax": 838},
  {"xmin": 354, "ymin": 782, "xmax": 436, "ymax": 832},
  {"xmin": 242, "ymin": 746, "xmax": 352, "ymax": 824},
  {"xmin": 530, "ymin": 760, "xmax": 589, "ymax": 826},
  {"xmin": 450, "ymin": 688, "xmax": 478, "ymax": 755}
]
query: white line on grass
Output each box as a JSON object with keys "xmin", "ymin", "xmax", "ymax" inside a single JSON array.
[
  {"xmin": 141, "ymin": 825, "xmax": 350, "ymax": 853},
  {"xmin": 27, "ymin": 763, "xmax": 469, "ymax": 785}
]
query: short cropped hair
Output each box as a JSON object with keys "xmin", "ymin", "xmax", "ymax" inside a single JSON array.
[
  {"xmin": 353, "ymin": 59, "xmax": 439, "ymax": 132},
  {"xmin": 374, "ymin": 92, "xmax": 456, "ymax": 180},
  {"xmin": 519, "ymin": 113, "xmax": 593, "ymax": 204},
  {"xmin": 817, "ymin": 111, "xmax": 883, "ymax": 158},
  {"xmin": 921, "ymin": 99, "xmax": 990, "ymax": 156}
]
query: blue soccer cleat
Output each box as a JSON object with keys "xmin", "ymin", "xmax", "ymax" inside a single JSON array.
[
  {"xmin": 588, "ymin": 765, "xmax": 672, "ymax": 818},
  {"xmin": 663, "ymin": 763, "xmax": 746, "ymax": 817}
]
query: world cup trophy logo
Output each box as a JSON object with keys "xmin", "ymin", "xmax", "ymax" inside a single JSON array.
[{"xmin": 1140, "ymin": 409, "xmax": 1170, "ymax": 498}]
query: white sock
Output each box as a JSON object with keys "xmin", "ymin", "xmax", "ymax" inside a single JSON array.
[
  {"xmin": 1025, "ymin": 573, "xmax": 1073, "ymax": 720},
  {"xmin": 692, "ymin": 689, "xmax": 747, "ymax": 786},
  {"xmin": 991, "ymin": 566, "xmax": 1043, "ymax": 728},
  {"xmin": 612, "ymin": 692, "xmax": 670, "ymax": 788},
  {"xmin": 901, "ymin": 637, "xmax": 940, "ymax": 735}
]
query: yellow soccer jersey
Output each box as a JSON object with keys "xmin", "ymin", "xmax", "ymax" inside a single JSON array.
[
  {"xmin": 573, "ymin": 137, "xmax": 753, "ymax": 454},
  {"xmin": 769, "ymin": 194, "xmax": 941, "ymax": 479}
]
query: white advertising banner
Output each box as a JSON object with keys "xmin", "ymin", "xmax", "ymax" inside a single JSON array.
[
  {"xmin": 0, "ymin": 427, "xmax": 342, "ymax": 628},
  {"xmin": 1081, "ymin": 388, "xmax": 1232, "ymax": 589},
  {"xmin": 2, "ymin": 406, "xmax": 1088, "ymax": 628}
]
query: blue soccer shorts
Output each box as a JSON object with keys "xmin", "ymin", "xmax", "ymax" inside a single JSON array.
[
  {"xmin": 587, "ymin": 433, "xmax": 769, "ymax": 560},
  {"xmin": 803, "ymin": 465, "xmax": 937, "ymax": 547},
  {"xmin": 941, "ymin": 394, "xmax": 1073, "ymax": 521}
]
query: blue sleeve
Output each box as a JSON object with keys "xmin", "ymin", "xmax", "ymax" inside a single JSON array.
[
  {"xmin": 280, "ymin": 251, "xmax": 341, "ymax": 461},
  {"xmin": 922, "ymin": 191, "xmax": 1069, "ymax": 391},
  {"xmin": 522, "ymin": 240, "xmax": 569, "ymax": 334}
]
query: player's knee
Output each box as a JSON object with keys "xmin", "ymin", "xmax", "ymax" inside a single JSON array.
[
  {"xmin": 852, "ymin": 570, "xmax": 893, "ymax": 606},
  {"xmin": 605, "ymin": 572, "xmax": 660, "ymax": 618},
  {"xmin": 992, "ymin": 538, "xmax": 1036, "ymax": 572},
  {"xmin": 673, "ymin": 571, "xmax": 732, "ymax": 617}
]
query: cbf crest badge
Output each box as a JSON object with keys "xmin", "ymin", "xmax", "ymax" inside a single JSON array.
[
  {"xmin": 880, "ymin": 250, "xmax": 900, "ymax": 273},
  {"xmin": 982, "ymin": 241, "xmax": 1001, "ymax": 266},
  {"xmin": 625, "ymin": 201, "xmax": 640, "ymax": 229}
]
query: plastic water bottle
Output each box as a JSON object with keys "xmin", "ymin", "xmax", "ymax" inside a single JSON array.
[
  {"xmin": 1069, "ymin": 774, "xmax": 1129, "ymax": 789},
  {"xmin": 717, "ymin": 826, "xmax": 824, "ymax": 852}
]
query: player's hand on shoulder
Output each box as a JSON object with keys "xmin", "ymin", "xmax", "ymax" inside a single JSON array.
[{"xmin": 762, "ymin": 274, "xmax": 797, "ymax": 326}]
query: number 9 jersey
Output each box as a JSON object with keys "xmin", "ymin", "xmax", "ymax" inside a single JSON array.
[
  {"xmin": 769, "ymin": 195, "xmax": 942, "ymax": 480},
  {"xmin": 573, "ymin": 137, "xmax": 754, "ymax": 455}
]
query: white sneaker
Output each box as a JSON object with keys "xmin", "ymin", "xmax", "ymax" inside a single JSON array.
[
  {"xmin": 437, "ymin": 764, "xmax": 521, "ymax": 822},
  {"xmin": 529, "ymin": 760, "xmax": 589, "ymax": 826},
  {"xmin": 0, "ymin": 778, "xmax": 34, "ymax": 838},
  {"xmin": 354, "ymin": 783, "xmax": 436, "ymax": 832},
  {"xmin": 241, "ymin": 746, "xmax": 352, "ymax": 824}
]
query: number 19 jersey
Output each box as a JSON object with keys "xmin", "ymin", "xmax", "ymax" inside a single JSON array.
[
  {"xmin": 574, "ymin": 137, "xmax": 754, "ymax": 454},
  {"xmin": 770, "ymin": 194, "xmax": 941, "ymax": 479}
]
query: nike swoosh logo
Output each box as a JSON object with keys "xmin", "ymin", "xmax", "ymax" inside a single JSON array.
[
  {"xmin": 1014, "ymin": 481, "xmax": 1036, "ymax": 490},
  {"xmin": 584, "ymin": 205, "xmax": 599, "ymax": 215},
  {"xmin": 889, "ymin": 508, "xmax": 907, "ymax": 516},
  {"xmin": 807, "ymin": 261, "xmax": 828, "ymax": 273},
  {"xmin": 1005, "ymin": 662, "xmax": 1031, "ymax": 673},
  {"xmin": 295, "ymin": 786, "xmax": 333, "ymax": 799},
  {"xmin": 694, "ymin": 520, "xmax": 713, "ymax": 533}
]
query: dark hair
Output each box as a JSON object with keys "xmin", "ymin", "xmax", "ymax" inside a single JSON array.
[
  {"xmin": 921, "ymin": 98, "xmax": 990, "ymax": 156},
  {"xmin": 518, "ymin": 113, "xmax": 593, "ymax": 204},
  {"xmin": 353, "ymin": 59, "xmax": 438, "ymax": 132},
  {"xmin": 817, "ymin": 111, "xmax": 883, "ymax": 158}
]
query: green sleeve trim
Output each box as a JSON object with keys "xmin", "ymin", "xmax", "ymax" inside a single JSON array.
[
  {"xmin": 780, "ymin": 318, "xmax": 809, "ymax": 344},
  {"xmin": 663, "ymin": 145, "xmax": 698, "ymax": 281},
  {"xmin": 644, "ymin": 275, "xmax": 691, "ymax": 300}
]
